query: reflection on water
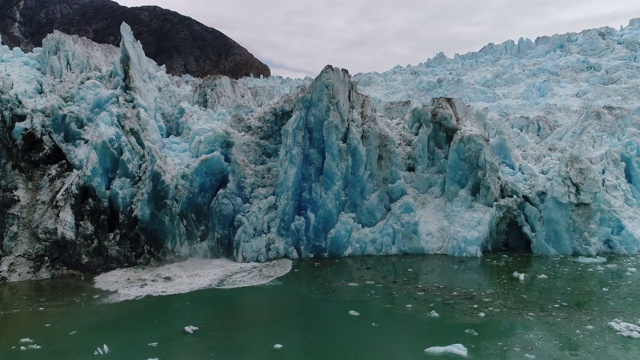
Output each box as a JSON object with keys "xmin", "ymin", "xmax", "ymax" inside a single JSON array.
[{"xmin": 1, "ymin": 253, "xmax": 639, "ymax": 359}]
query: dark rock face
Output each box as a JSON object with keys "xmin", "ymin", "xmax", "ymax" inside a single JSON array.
[{"xmin": 0, "ymin": 0, "xmax": 270, "ymax": 79}]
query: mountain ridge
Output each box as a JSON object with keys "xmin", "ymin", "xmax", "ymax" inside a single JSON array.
[{"xmin": 0, "ymin": 0, "xmax": 270, "ymax": 79}]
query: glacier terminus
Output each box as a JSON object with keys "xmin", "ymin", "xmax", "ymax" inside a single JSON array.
[{"xmin": 2, "ymin": 20, "xmax": 640, "ymax": 281}]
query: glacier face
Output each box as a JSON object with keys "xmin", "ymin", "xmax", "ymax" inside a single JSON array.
[{"xmin": 2, "ymin": 20, "xmax": 640, "ymax": 281}]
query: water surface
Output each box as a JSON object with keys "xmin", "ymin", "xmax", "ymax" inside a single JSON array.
[{"xmin": 1, "ymin": 254, "xmax": 639, "ymax": 359}]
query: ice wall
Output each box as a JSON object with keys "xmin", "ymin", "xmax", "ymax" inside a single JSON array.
[{"xmin": 2, "ymin": 20, "xmax": 640, "ymax": 281}]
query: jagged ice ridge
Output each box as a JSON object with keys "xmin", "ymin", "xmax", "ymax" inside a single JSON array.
[{"xmin": 2, "ymin": 20, "xmax": 640, "ymax": 281}]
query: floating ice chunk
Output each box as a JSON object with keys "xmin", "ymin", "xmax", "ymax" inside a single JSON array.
[
  {"xmin": 148, "ymin": 342, "xmax": 158, "ymax": 347},
  {"xmin": 273, "ymin": 344, "xmax": 283, "ymax": 350},
  {"xmin": 20, "ymin": 338, "xmax": 33, "ymax": 343},
  {"xmin": 575, "ymin": 256, "xmax": 607, "ymax": 264},
  {"xmin": 537, "ymin": 274, "xmax": 548, "ymax": 279},
  {"xmin": 95, "ymin": 347, "xmax": 103, "ymax": 355},
  {"xmin": 609, "ymin": 319, "xmax": 640, "ymax": 339},
  {"xmin": 424, "ymin": 344, "xmax": 468, "ymax": 357},
  {"xmin": 147, "ymin": 358, "xmax": 159, "ymax": 360},
  {"xmin": 479, "ymin": 312, "xmax": 486, "ymax": 317},
  {"xmin": 429, "ymin": 310, "xmax": 440, "ymax": 318},
  {"xmin": 628, "ymin": 268, "xmax": 637, "ymax": 272},
  {"xmin": 94, "ymin": 258, "xmax": 292, "ymax": 302},
  {"xmin": 512, "ymin": 271, "xmax": 525, "ymax": 281},
  {"xmin": 20, "ymin": 346, "xmax": 26, "ymax": 351},
  {"xmin": 184, "ymin": 325, "xmax": 199, "ymax": 334},
  {"xmin": 103, "ymin": 344, "xmax": 109, "ymax": 354},
  {"xmin": 28, "ymin": 344, "xmax": 41, "ymax": 349},
  {"xmin": 348, "ymin": 310, "xmax": 360, "ymax": 316},
  {"xmin": 69, "ymin": 331, "xmax": 77, "ymax": 335},
  {"xmin": 465, "ymin": 329, "xmax": 478, "ymax": 336},
  {"xmin": 525, "ymin": 354, "xmax": 536, "ymax": 359},
  {"xmin": 347, "ymin": 282, "xmax": 359, "ymax": 286},
  {"xmin": 365, "ymin": 281, "xmax": 375, "ymax": 285}
]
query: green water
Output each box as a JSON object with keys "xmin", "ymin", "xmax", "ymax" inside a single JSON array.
[{"xmin": 1, "ymin": 254, "xmax": 640, "ymax": 359}]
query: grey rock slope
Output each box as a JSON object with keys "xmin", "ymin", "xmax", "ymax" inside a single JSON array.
[{"xmin": 0, "ymin": 0, "xmax": 270, "ymax": 79}]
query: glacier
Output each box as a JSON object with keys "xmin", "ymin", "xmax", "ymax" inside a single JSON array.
[{"xmin": 2, "ymin": 20, "xmax": 640, "ymax": 281}]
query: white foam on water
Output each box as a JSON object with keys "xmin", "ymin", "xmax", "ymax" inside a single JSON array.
[
  {"xmin": 424, "ymin": 344, "xmax": 468, "ymax": 357},
  {"xmin": 94, "ymin": 258, "xmax": 292, "ymax": 302},
  {"xmin": 608, "ymin": 319, "xmax": 640, "ymax": 339}
]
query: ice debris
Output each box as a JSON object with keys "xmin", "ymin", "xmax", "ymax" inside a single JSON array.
[
  {"xmin": 608, "ymin": 319, "xmax": 640, "ymax": 339},
  {"xmin": 575, "ymin": 257, "xmax": 607, "ymax": 264},
  {"xmin": 94, "ymin": 344, "xmax": 109, "ymax": 355},
  {"xmin": 465, "ymin": 329, "xmax": 478, "ymax": 336},
  {"xmin": 512, "ymin": 271, "xmax": 526, "ymax": 281},
  {"xmin": 349, "ymin": 310, "xmax": 360, "ymax": 316},
  {"xmin": 273, "ymin": 344, "xmax": 283, "ymax": 350},
  {"xmin": 184, "ymin": 325, "xmax": 199, "ymax": 334},
  {"xmin": 94, "ymin": 258, "xmax": 292, "ymax": 302},
  {"xmin": 424, "ymin": 343, "xmax": 468, "ymax": 357}
]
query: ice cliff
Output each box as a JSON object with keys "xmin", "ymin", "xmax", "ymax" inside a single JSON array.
[{"xmin": 2, "ymin": 20, "xmax": 640, "ymax": 281}]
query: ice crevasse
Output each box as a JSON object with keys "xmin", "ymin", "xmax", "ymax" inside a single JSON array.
[{"xmin": 2, "ymin": 20, "xmax": 640, "ymax": 280}]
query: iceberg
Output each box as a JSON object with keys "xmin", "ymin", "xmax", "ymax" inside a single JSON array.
[{"xmin": 2, "ymin": 19, "xmax": 640, "ymax": 280}]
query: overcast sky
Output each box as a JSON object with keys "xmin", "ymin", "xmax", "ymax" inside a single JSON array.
[{"xmin": 114, "ymin": 0, "xmax": 640, "ymax": 78}]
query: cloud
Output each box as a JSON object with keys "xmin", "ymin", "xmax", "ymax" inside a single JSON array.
[{"xmin": 115, "ymin": 0, "xmax": 640, "ymax": 77}]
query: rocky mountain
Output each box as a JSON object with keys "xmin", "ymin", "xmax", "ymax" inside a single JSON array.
[{"xmin": 0, "ymin": 0, "xmax": 270, "ymax": 79}]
